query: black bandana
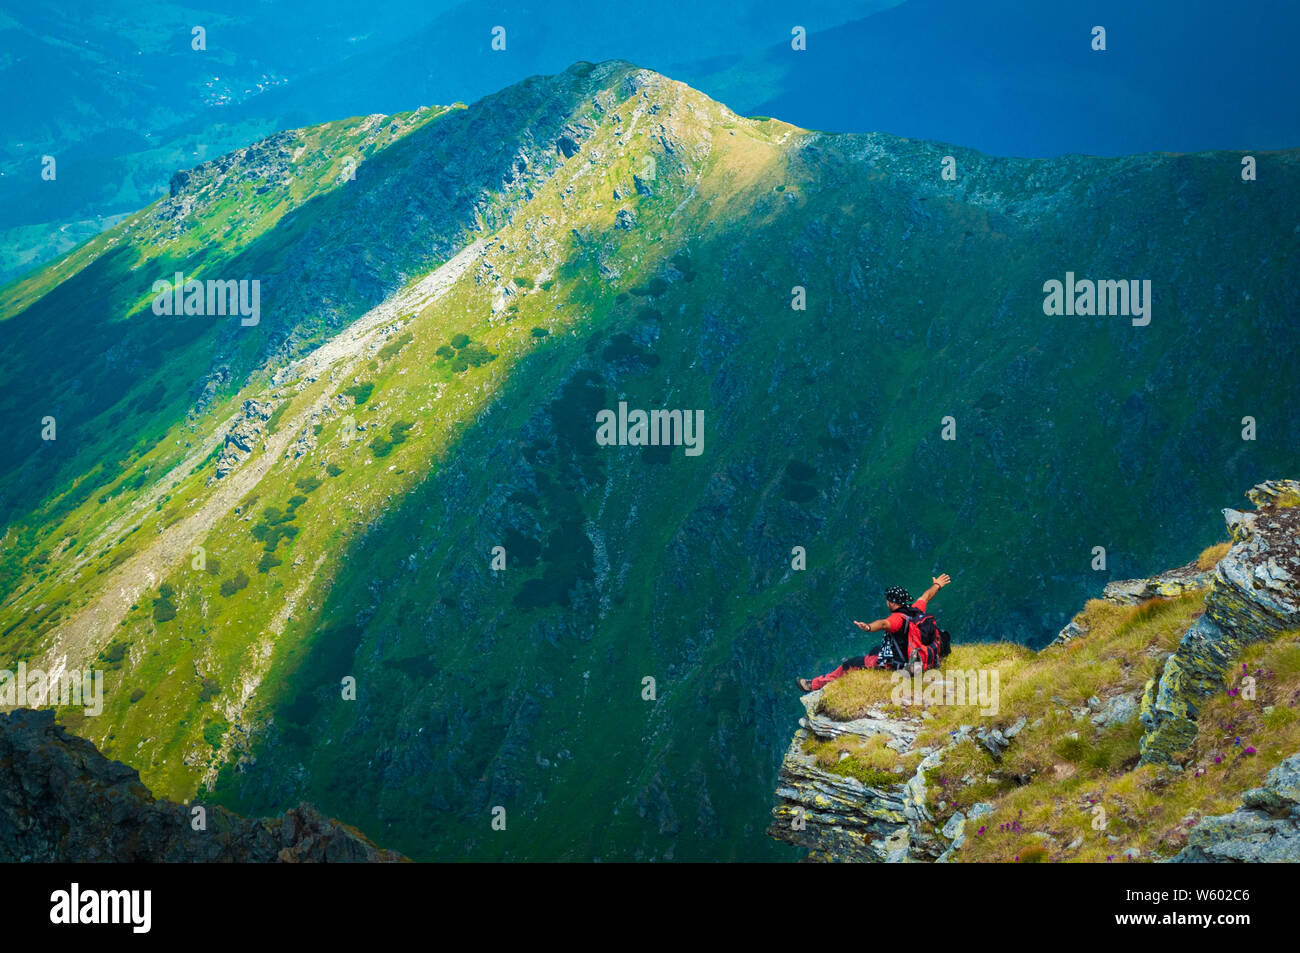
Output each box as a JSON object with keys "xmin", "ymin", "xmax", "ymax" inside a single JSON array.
[{"xmin": 885, "ymin": 586, "xmax": 911, "ymax": 606}]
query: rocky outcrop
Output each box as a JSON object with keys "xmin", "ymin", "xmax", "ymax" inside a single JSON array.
[
  {"xmin": 1139, "ymin": 480, "xmax": 1300, "ymax": 764},
  {"xmin": 766, "ymin": 691, "xmax": 917, "ymax": 862},
  {"xmin": 0, "ymin": 709, "xmax": 405, "ymax": 862},
  {"xmin": 768, "ymin": 687, "xmax": 1020, "ymax": 863},
  {"xmin": 214, "ymin": 398, "xmax": 274, "ymax": 478},
  {"xmin": 1101, "ymin": 560, "xmax": 1213, "ymax": 606},
  {"xmin": 162, "ymin": 132, "xmax": 295, "ymax": 217},
  {"xmin": 767, "ymin": 689, "xmax": 1010, "ymax": 863},
  {"xmin": 1171, "ymin": 752, "xmax": 1300, "ymax": 863}
]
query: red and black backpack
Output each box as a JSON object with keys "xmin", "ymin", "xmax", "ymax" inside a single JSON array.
[{"xmin": 892, "ymin": 605, "xmax": 951, "ymax": 670}]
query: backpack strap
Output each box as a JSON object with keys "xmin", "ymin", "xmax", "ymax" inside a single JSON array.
[{"xmin": 894, "ymin": 604, "xmax": 923, "ymax": 635}]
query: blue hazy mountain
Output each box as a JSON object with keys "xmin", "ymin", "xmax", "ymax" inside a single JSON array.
[
  {"xmin": 0, "ymin": 1, "xmax": 899, "ymax": 280},
  {"xmin": 3, "ymin": 0, "xmax": 1295, "ymax": 282},
  {"xmin": 687, "ymin": 0, "xmax": 1300, "ymax": 156}
]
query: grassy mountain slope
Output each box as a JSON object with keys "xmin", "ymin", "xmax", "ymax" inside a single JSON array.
[{"xmin": 1, "ymin": 61, "xmax": 1297, "ymax": 860}]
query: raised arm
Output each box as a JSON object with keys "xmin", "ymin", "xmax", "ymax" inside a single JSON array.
[{"xmin": 919, "ymin": 573, "xmax": 952, "ymax": 604}]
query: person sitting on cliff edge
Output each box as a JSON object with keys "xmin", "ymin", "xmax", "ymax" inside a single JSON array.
[{"xmin": 796, "ymin": 573, "xmax": 952, "ymax": 693}]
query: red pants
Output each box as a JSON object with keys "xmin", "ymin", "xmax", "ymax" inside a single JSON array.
[{"xmin": 810, "ymin": 655, "xmax": 878, "ymax": 691}]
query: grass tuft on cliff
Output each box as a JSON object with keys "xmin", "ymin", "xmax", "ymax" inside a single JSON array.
[{"xmin": 1195, "ymin": 541, "xmax": 1232, "ymax": 570}]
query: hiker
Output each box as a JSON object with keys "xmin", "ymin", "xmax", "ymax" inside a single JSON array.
[{"xmin": 796, "ymin": 574, "xmax": 952, "ymax": 692}]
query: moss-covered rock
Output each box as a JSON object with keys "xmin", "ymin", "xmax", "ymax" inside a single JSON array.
[
  {"xmin": 767, "ymin": 691, "xmax": 914, "ymax": 862},
  {"xmin": 1172, "ymin": 753, "xmax": 1300, "ymax": 862},
  {"xmin": 1101, "ymin": 559, "xmax": 1213, "ymax": 606},
  {"xmin": 1140, "ymin": 480, "xmax": 1300, "ymax": 765}
]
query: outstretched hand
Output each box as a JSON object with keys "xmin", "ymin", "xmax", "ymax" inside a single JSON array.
[
  {"xmin": 853, "ymin": 620, "xmax": 870, "ymax": 631},
  {"xmin": 933, "ymin": 573, "xmax": 951, "ymax": 588}
]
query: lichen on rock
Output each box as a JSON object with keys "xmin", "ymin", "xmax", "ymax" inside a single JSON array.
[
  {"xmin": 767, "ymin": 690, "xmax": 915, "ymax": 862},
  {"xmin": 1139, "ymin": 480, "xmax": 1300, "ymax": 765},
  {"xmin": 1101, "ymin": 560, "xmax": 1213, "ymax": 606},
  {"xmin": 1171, "ymin": 753, "xmax": 1300, "ymax": 863}
]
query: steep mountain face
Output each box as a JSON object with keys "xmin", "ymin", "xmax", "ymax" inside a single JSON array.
[
  {"xmin": 0, "ymin": 709, "xmax": 404, "ymax": 862},
  {"xmin": 770, "ymin": 480, "xmax": 1300, "ymax": 863},
  {"xmin": 1, "ymin": 61, "xmax": 1297, "ymax": 861}
]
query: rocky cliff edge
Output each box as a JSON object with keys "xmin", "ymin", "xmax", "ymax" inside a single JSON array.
[
  {"xmin": 770, "ymin": 479, "xmax": 1300, "ymax": 863},
  {"xmin": 0, "ymin": 708, "xmax": 406, "ymax": 862}
]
